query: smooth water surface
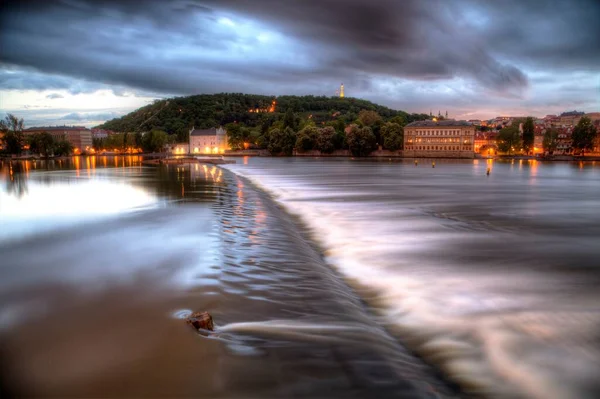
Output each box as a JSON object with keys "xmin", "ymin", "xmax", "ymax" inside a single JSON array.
[{"xmin": 0, "ymin": 157, "xmax": 451, "ymax": 398}]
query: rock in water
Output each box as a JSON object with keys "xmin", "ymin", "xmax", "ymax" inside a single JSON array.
[{"xmin": 186, "ymin": 311, "xmax": 214, "ymax": 331}]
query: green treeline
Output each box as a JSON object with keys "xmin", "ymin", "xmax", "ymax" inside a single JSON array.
[
  {"xmin": 92, "ymin": 130, "xmax": 168, "ymax": 153},
  {"xmin": 497, "ymin": 116, "xmax": 597, "ymax": 155},
  {"xmin": 0, "ymin": 114, "xmax": 73, "ymax": 157},
  {"xmin": 224, "ymin": 109, "xmax": 409, "ymax": 156},
  {"xmin": 96, "ymin": 93, "xmax": 429, "ymax": 155}
]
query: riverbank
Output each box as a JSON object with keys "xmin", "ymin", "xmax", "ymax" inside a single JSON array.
[
  {"xmin": 0, "ymin": 154, "xmax": 74, "ymax": 161},
  {"xmin": 4, "ymin": 152, "xmax": 600, "ymax": 163},
  {"xmin": 141, "ymin": 157, "xmax": 235, "ymax": 165},
  {"xmin": 224, "ymin": 150, "xmax": 600, "ymax": 161}
]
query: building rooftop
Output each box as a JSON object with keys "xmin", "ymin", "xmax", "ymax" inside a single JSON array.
[
  {"xmin": 190, "ymin": 127, "xmax": 223, "ymax": 136},
  {"xmin": 560, "ymin": 111, "xmax": 584, "ymax": 117},
  {"xmin": 405, "ymin": 120, "xmax": 472, "ymax": 127}
]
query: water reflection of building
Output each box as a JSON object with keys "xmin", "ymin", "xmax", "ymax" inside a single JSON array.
[
  {"xmin": 188, "ymin": 127, "xmax": 228, "ymax": 154},
  {"xmin": 3, "ymin": 162, "xmax": 28, "ymax": 198},
  {"xmin": 188, "ymin": 163, "xmax": 222, "ymax": 184},
  {"xmin": 24, "ymin": 126, "xmax": 93, "ymax": 154},
  {"xmin": 404, "ymin": 120, "xmax": 475, "ymax": 158},
  {"xmin": 559, "ymin": 111, "xmax": 585, "ymax": 127}
]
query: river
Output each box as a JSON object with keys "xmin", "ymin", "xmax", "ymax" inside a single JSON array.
[
  {"xmin": 1, "ymin": 156, "xmax": 599, "ymax": 398},
  {"xmin": 0, "ymin": 156, "xmax": 454, "ymax": 399},
  {"xmin": 223, "ymin": 157, "xmax": 600, "ymax": 399}
]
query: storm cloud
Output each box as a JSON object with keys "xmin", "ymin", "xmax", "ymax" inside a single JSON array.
[{"xmin": 0, "ymin": 0, "xmax": 598, "ymax": 121}]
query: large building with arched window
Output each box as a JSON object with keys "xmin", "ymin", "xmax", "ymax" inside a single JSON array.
[{"xmin": 403, "ymin": 120, "xmax": 475, "ymax": 158}]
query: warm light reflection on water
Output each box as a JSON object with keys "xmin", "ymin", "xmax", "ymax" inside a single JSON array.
[{"xmin": 0, "ymin": 157, "xmax": 452, "ymax": 399}]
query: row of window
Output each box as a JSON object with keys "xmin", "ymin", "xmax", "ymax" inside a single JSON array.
[
  {"xmin": 406, "ymin": 145, "xmax": 471, "ymax": 151},
  {"xmin": 408, "ymin": 138, "xmax": 471, "ymax": 144},
  {"xmin": 192, "ymin": 141, "xmax": 221, "ymax": 145},
  {"xmin": 408, "ymin": 129, "xmax": 471, "ymax": 136}
]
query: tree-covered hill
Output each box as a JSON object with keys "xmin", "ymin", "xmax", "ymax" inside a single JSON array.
[{"xmin": 96, "ymin": 93, "xmax": 428, "ymax": 139}]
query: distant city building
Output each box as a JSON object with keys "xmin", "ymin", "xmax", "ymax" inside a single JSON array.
[
  {"xmin": 560, "ymin": 111, "xmax": 585, "ymax": 117},
  {"xmin": 404, "ymin": 120, "xmax": 475, "ymax": 158},
  {"xmin": 474, "ymin": 132, "xmax": 487, "ymax": 153},
  {"xmin": 467, "ymin": 119, "xmax": 481, "ymax": 126},
  {"xmin": 559, "ymin": 111, "xmax": 585, "ymax": 127},
  {"xmin": 91, "ymin": 128, "xmax": 114, "ymax": 139},
  {"xmin": 188, "ymin": 127, "xmax": 228, "ymax": 154},
  {"xmin": 533, "ymin": 126, "xmax": 544, "ymax": 154},
  {"xmin": 92, "ymin": 130, "xmax": 108, "ymax": 139},
  {"xmin": 474, "ymin": 131, "xmax": 499, "ymax": 155},
  {"xmin": 490, "ymin": 116, "xmax": 511, "ymax": 129},
  {"xmin": 542, "ymin": 115, "xmax": 561, "ymax": 127},
  {"xmin": 339, "ymin": 83, "xmax": 345, "ymax": 98},
  {"xmin": 23, "ymin": 126, "xmax": 92, "ymax": 153},
  {"xmin": 585, "ymin": 112, "xmax": 600, "ymax": 124},
  {"xmin": 556, "ymin": 127, "xmax": 574, "ymax": 154}
]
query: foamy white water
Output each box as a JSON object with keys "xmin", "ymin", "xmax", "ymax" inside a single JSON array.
[{"xmin": 225, "ymin": 157, "xmax": 600, "ymax": 399}]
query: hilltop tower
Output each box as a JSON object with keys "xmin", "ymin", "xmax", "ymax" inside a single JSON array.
[{"xmin": 340, "ymin": 83, "xmax": 345, "ymax": 98}]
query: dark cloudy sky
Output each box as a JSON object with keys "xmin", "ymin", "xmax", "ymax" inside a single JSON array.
[{"xmin": 1, "ymin": 0, "xmax": 599, "ymax": 127}]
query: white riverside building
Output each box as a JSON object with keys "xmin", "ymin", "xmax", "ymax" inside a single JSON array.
[
  {"xmin": 404, "ymin": 120, "xmax": 475, "ymax": 158},
  {"xmin": 188, "ymin": 127, "xmax": 228, "ymax": 154}
]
